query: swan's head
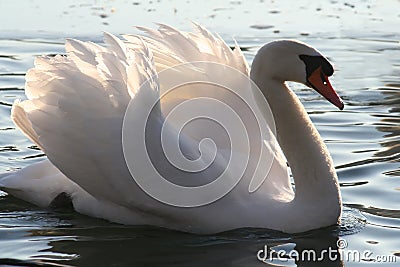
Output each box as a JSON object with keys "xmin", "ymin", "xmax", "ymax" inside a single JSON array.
[{"xmin": 251, "ymin": 40, "xmax": 344, "ymax": 110}]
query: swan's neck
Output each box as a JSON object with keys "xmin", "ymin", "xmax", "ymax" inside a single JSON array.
[{"xmin": 250, "ymin": 72, "xmax": 341, "ymax": 219}]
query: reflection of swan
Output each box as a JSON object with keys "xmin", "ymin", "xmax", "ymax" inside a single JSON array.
[{"xmin": 0, "ymin": 24, "xmax": 343, "ymax": 234}]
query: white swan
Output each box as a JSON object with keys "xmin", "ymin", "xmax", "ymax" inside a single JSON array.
[{"xmin": 0, "ymin": 23, "xmax": 343, "ymax": 234}]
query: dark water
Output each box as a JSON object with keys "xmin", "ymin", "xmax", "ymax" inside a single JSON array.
[{"xmin": 0, "ymin": 0, "xmax": 399, "ymax": 266}]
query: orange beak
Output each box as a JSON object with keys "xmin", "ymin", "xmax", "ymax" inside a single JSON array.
[{"xmin": 307, "ymin": 66, "xmax": 344, "ymax": 110}]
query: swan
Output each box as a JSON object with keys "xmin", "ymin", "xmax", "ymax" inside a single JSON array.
[{"xmin": 0, "ymin": 23, "xmax": 343, "ymax": 234}]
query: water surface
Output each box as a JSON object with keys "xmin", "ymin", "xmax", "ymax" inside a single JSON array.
[{"xmin": 0, "ymin": 0, "xmax": 399, "ymax": 266}]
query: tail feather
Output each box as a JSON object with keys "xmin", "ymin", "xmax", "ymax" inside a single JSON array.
[{"xmin": 0, "ymin": 159, "xmax": 77, "ymax": 207}]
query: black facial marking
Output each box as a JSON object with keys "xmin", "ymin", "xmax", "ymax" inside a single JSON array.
[{"xmin": 299, "ymin": 55, "xmax": 334, "ymax": 77}]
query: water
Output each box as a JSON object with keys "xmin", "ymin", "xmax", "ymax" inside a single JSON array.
[{"xmin": 0, "ymin": 0, "xmax": 399, "ymax": 266}]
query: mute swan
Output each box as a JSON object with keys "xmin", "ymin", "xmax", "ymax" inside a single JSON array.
[{"xmin": 0, "ymin": 23, "xmax": 343, "ymax": 234}]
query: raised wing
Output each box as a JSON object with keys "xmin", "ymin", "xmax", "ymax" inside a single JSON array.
[
  {"xmin": 11, "ymin": 33, "xmax": 159, "ymax": 209},
  {"xmin": 10, "ymin": 23, "xmax": 292, "ymax": 215}
]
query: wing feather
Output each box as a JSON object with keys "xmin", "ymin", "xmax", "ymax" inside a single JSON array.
[
  {"xmin": 12, "ymin": 33, "xmax": 159, "ymax": 209},
  {"xmin": 124, "ymin": 23, "xmax": 249, "ymax": 75}
]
